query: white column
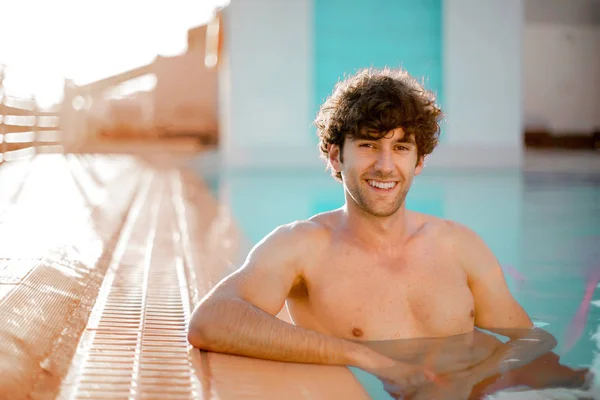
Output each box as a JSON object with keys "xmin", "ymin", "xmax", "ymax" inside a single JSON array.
[
  {"xmin": 219, "ymin": 0, "xmax": 317, "ymax": 169},
  {"xmin": 429, "ymin": 0, "xmax": 524, "ymax": 169}
]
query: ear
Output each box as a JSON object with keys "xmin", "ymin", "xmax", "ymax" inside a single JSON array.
[
  {"xmin": 414, "ymin": 155, "xmax": 425, "ymax": 176},
  {"xmin": 328, "ymin": 144, "xmax": 342, "ymax": 173}
]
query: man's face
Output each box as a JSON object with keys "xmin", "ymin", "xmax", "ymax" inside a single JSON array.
[{"xmin": 329, "ymin": 128, "xmax": 424, "ymax": 217}]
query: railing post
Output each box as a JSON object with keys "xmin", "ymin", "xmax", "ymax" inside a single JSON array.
[
  {"xmin": 61, "ymin": 79, "xmax": 76, "ymax": 153},
  {"xmin": 0, "ymin": 65, "xmax": 5, "ymax": 164},
  {"xmin": 32, "ymin": 95, "xmax": 38, "ymax": 155},
  {"xmin": 0, "ymin": 96, "xmax": 5, "ymax": 163}
]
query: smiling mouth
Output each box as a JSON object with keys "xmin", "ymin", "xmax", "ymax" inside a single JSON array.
[{"xmin": 367, "ymin": 180, "xmax": 397, "ymax": 190}]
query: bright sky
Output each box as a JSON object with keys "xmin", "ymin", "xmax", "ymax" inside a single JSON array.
[{"xmin": 0, "ymin": 0, "xmax": 228, "ymax": 108}]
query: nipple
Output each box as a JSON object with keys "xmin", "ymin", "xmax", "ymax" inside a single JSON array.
[
  {"xmin": 352, "ymin": 327, "xmax": 364, "ymax": 338},
  {"xmin": 470, "ymin": 309, "xmax": 475, "ymax": 318}
]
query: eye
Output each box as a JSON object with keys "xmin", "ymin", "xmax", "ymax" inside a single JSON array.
[
  {"xmin": 359, "ymin": 143, "xmax": 375, "ymax": 148},
  {"xmin": 395, "ymin": 145, "xmax": 410, "ymax": 151}
]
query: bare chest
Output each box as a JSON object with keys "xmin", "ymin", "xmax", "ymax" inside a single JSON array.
[{"xmin": 287, "ymin": 244, "xmax": 474, "ymax": 340}]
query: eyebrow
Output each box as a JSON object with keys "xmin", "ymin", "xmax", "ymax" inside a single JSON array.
[
  {"xmin": 353, "ymin": 134, "xmax": 415, "ymax": 144},
  {"xmin": 395, "ymin": 136, "xmax": 416, "ymax": 145}
]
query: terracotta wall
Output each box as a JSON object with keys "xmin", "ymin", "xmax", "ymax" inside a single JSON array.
[{"xmin": 154, "ymin": 25, "xmax": 219, "ymax": 139}]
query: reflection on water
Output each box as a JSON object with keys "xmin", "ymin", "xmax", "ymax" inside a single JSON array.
[
  {"xmin": 350, "ymin": 328, "xmax": 595, "ymax": 399},
  {"xmin": 192, "ymin": 161, "xmax": 599, "ymax": 398}
]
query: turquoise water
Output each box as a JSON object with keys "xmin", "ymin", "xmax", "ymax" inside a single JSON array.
[{"xmin": 201, "ymin": 165, "xmax": 599, "ymax": 397}]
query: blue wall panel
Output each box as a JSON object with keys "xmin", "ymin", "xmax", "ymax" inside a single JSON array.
[{"xmin": 314, "ymin": 0, "xmax": 443, "ymax": 140}]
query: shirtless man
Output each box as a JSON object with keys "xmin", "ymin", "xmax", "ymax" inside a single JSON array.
[{"xmin": 187, "ymin": 68, "xmax": 557, "ymax": 396}]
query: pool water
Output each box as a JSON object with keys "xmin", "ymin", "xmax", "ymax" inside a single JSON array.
[{"xmin": 200, "ymin": 164, "xmax": 599, "ymax": 398}]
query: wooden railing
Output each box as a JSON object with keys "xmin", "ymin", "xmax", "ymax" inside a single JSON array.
[
  {"xmin": 0, "ymin": 10, "xmax": 223, "ymax": 162},
  {"xmin": 0, "ymin": 94, "xmax": 62, "ymax": 164}
]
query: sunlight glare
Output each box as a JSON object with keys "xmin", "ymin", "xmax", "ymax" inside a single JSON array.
[{"xmin": 0, "ymin": 0, "xmax": 229, "ymax": 108}]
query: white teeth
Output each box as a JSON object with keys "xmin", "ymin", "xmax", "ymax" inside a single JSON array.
[{"xmin": 368, "ymin": 180, "xmax": 396, "ymax": 189}]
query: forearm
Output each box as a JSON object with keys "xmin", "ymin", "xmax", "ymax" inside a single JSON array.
[
  {"xmin": 468, "ymin": 328, "xmax": 557, "ymax": 382},
  {"xmin": 188, "ymin": 297, "xmax": 389, "ymax": 370}
]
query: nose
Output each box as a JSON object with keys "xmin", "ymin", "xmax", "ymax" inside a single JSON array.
[{"xmin": 374, "ymin": 148, "xmax": 394, "ymax": 175}]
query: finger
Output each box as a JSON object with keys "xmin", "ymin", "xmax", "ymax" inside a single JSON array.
[
  {"xmin": 407, "ymin": 373, "xmax": 426, "ymax": 386},
  {"xmin": 423, "ymin": 369, "xmax": 447, "ymax": 386},
  {"xmin": 382, "ymin": 382, "xmax": 405, "ymax": 398},
  {"xmin": 423, "ymin": 368, "xmax": 436, "ymax": 381}
]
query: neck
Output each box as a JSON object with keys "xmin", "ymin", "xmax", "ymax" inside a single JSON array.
[{"xmin": 341, "ymin": 200, "xmax": 411, "ymax": 253}]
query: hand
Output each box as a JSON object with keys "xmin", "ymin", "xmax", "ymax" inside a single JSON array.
[
  {"xmin": 407, "ymin": 371, "xmax": 476, "ymax": 400},
  {"xmin": 366, "ymin": 360, "xmax": 442, "ymax": 399}
]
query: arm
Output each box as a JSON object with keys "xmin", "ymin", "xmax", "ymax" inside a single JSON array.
[
  {"xmin": 454, "ymin": 224, "xmax": 557, "ymax": 381},
  {"xmin": 187, "ymin": 222, "xmax": 393, "ymax": 371}
]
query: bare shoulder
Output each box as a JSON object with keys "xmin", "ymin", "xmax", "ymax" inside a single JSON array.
[
  {"xmin": 307, "ymin": 208, "xmax": 343, "ymax": 230},
  {"xmin": 408, "ymin": 212, "xmax": 465, "ymax": 239},
  {"xmin": 433, "ymin": 217, "xmax": 499, "ymax": 278},
  {"xmin": 247, "ymin": 217, "xmax": 333, "ymax": 266},
  {"xmin": 440, "ymin": 219, "xmax": 488, "ymax": 254},
  {"xmin": 412, "ymin": 212, "xmax": 482, "ymax": 245},
  {"xmin": 411, "ymin": 212, "xmax": 493, "ymax": 272}
]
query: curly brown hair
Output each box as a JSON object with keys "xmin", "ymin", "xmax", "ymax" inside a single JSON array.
[{"xmin": 315, "ymin": 67, "xmax": 443, "ymax": 181}]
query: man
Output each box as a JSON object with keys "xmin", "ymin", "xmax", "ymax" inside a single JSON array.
[{"xmin": 187, "ymin": 68, "xmax": 559, "ymax": 396}]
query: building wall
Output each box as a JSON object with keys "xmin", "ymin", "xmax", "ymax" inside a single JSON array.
[
  {"xmin": 432, "ymin": 0, "xmax": 524, "ymax": 168},
  {"xmin": 314, "ymin": 0, "xmax": 443, "ymax": 123},
  {"xmin": 219, "ymin": 0, "xmax": 526, "ymax": 169},
  {"xmin": 220, "ymin": 0, "xmax": 314, "ymax": 168},
  {"xmin": 154, "ymin": 27, "xmax": 219, "ymax": 137},
  {"xmin": 523, "ymin": 0, "xmax": 600, "ymax": 135}
]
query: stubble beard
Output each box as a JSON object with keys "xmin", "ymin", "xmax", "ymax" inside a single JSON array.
[{"xmin": 350, "ymin": 180, "xmax": 410, "ymax": 218}]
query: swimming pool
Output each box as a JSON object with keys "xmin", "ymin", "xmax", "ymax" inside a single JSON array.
[{"xmin": 197, "ymin": 160, "xmax": 599, "ymax": 398}]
